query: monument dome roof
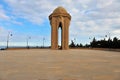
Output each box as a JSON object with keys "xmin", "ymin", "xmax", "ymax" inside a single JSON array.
[{"xmin": 53, "ymin": 6, "xmax": 68, "ymax": 14}]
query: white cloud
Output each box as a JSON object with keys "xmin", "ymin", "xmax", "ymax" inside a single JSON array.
[
  {"xmin": 0, "ymin": 5, "xmax": 10, "ymax": 20},
  {"xmin": 0, "ymin": 26, "xmax": 8, "ymax": 36},
  {"xmin": 112, "ymin": 29, "xmax": 120, "ymax": 38},
  {"xmin": 1, "ymin": 0, "xmax": 120, "ymax": 44},
  {"xmin": 4, "ymin": 0, "xmax": 54, "ymax": 24},
  {"xmin": 0, "ymin": 26, "xmax": 8, "ymax": 44},
  {"xmin": 0, "ymin": 4, "xmax": 23, "ymax": 25},
  {"xmin": 113, "ymin": 30, "xmax": 120, "ymax": 34}
]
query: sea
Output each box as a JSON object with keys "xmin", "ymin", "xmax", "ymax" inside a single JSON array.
[
  {"xmin": 0, "ymin": 46, "xmax": 6, "ymax": 49},
  {"xmin": 0, "ymin": 46, "xmax": 45, "ymax": 49},
  {"xmin": 0, "ymin": 46, "xmax": 26, "ymax": 49}
]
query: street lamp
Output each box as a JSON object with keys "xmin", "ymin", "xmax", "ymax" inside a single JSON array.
[
  {"xmin": 26, "ymin": 36, "xmax": 31, "ymax": 49},
  {"xmin": 6, "ymin": 32, "xmax": 12, "ymax": 49},
  {"xmin": 43, "ymin": 37, "xmax": 45, "ymax": 48},
  {"xmin": 74, "ymin": 38, "xmax": 76, "ymax": 45},
  {"xmin": 108, "ymin": 32, "xmax": 111, "ymax": 49},
  {"xmin": 89, "ymin": 37, "xmax": 93, "ymax": 48}
]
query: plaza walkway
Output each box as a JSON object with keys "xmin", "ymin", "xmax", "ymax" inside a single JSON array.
[{"xmin": 0, "ymin": 49, "xmax": 120, "ymax": 80}]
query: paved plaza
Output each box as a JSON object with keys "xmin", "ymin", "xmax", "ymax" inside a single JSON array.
[{"xmin": 0, "ymin": 49, "xmax": 120, "ymax": 80}]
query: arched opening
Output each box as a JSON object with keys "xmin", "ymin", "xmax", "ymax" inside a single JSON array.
[
  {"xmin": 58, "ymin": 22, "xmax": 62, "ymax": 49},
  {"xmin": 49, "ymin": 7, "xmax": 71, "ymax": 50}
]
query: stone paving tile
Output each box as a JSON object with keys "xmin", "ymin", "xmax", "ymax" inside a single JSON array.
[{"xmin": 0, "ymin": 49, "xmax": 120, "ymax": 80}]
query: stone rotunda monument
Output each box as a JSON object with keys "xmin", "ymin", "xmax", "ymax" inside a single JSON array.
[{"xmin": 49, "ymin": 7, "xmax": 71, "ymax": 50}]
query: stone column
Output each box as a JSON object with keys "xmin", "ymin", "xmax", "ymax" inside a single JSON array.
[
  {"xmin": 51, "ymin": 18, "xmax": 58, "ymax": 49},
  {"xmin": 49, "ymin": 7, "xmax": 71, "ymax": 50}
]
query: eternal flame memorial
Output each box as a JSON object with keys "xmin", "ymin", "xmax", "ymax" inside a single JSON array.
[{"xmin": 49, "ymin": 7, "xmax": 71, "ymax": 50}]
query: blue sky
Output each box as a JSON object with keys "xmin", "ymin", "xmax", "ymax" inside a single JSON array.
[{"xmin": 0, "ymin": 0, "xmax": 120, "ymax": 47}]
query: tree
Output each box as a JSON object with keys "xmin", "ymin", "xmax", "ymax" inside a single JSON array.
[
  {"xmin": 69, "ymin": 40, "xmax": 76, "ymax": 47},
  {"xmin": 112, "ymin": 37, "xmax": 119, "ymax": 48},
  {"xmin": 89, "ymin": 37, "xmax": 120, "ymax": 48},
  {"xmin": 85, "ymin": 44, "xmax": 90, "ymax": 48},
  {"xmin": 107, "ymin": 38, "xmax": 112, "ymax": 48},
  {"xmin": 90, "ymin": 37, "xmax": 97, "ymax": 48},
  {"xmin": 79, "ymin": 43, "xmax": 83, "ymax": 47}
]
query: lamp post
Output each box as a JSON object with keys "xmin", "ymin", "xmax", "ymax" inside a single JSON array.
[
  {"xmin": 43, "ymin": 37, "xmax": 45, "ymax": 48},
  {"xmin": 26, "ymin": 36, "xmax": 31, "ymax": 49},
  {"xmin": 108, "ymin": 32, "xmax": 111, "ymax": 49},
  {"xmin": 6, "ymin": 32, "xmax": 12, "ymax": 49},
  {"xmin": 89, "ymin": 37, "xmax": 94, "ymax": 48},
  {"xmin": 74, "ymin": 38, "xmax": 76, "ymax": 45}
]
